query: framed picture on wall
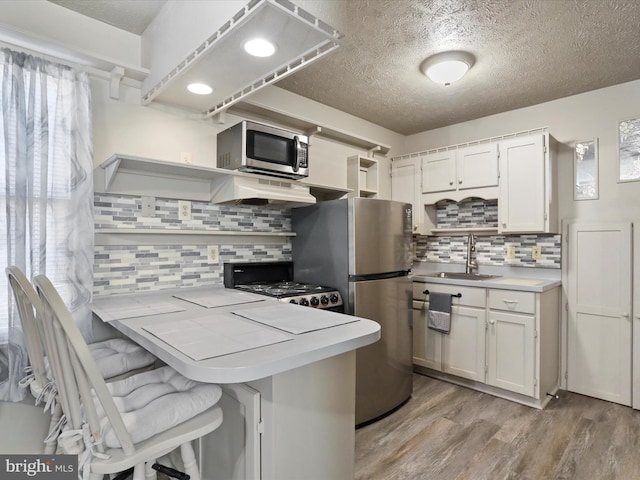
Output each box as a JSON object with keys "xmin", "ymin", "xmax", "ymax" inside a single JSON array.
[
  {"xmin": 574, "ymin": 139, "xmax": 598, "ymax": 200},
  {"xmin": 618, "ymin": 117, "xmax": 640, "ymax": 182}
]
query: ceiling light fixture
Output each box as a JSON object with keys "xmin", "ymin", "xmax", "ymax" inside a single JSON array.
[
  {"xmin": 243, "ymin": 38, "xmax": 276, "ymax": 57},
  {"xmin": 187, "ymin": 83, "xmax": 213, "ymax": 95},
  {"xmin": 420, "ymin": 51, "xmax": 475, "ymax": 86}
]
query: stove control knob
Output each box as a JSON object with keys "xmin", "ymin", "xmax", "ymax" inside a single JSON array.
[
  {"xmin": 299, "ymin": 298, "xmax": 310, "ymax": 306},
  {"xmin": 310, "ymin": 296, "xmax": 320, "ymax": 307},
  {"xmin": 330, "ymin": 294, "xmax": 339, "ymax": 304},
  {"xmin": 320, "ymin": 295, "xmax": 329, "ymax": 305},
  {"xmin": 289, "ymin": 299, "xmax": 298, "ymax": 304}
]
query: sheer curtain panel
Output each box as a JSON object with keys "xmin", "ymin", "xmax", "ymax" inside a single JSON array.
[{"xmin": 0, "ymin": 48, "xmax": 93, "ymax": 401}]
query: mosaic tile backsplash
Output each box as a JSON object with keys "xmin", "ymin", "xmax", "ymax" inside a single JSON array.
[
  {"xmin": 414, "ymin": 198, "xmax": 561, "ymax": 269},
  {"xmin": 94, "ymin": 194, "xmax": 292, "ymax": 295}
]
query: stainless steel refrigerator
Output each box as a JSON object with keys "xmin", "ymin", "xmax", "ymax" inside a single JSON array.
[{"xmin": 292, "ymin": 198, "xmax": 413, "ymax": 426}]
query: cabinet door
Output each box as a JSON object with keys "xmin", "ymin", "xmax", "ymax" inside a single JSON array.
[
  {"xmin": 422, "ymin": 151, "xmax": 456, "ymax": 194},
  {"xmin": 391, "ymin": 157, "xmax": 422, "ymax": 233},
  {"xmin": 487, "ymin": 311, "xmax": 535, "ymax": 396},
  {"xmin": 457, "ymin": 143, "xmax": 499, "ymax": 190},
  {"xmin": 442, "ymin": 306, "xmax": 486, "ymax": 382},
  {"xmin": 498, "ymin": 135, "xmax": 545, "ymax": 233},
  {"xmin": 412, "ymin": 303, "xmax": 442, "ymax": 371}
]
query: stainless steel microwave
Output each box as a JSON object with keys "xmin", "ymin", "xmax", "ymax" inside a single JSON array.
[{"xmin": 216, "ymin": 120, "xmax": 309, "ymax": 179}]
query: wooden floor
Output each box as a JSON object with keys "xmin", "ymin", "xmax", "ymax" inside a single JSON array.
[{"xmin": 355, "ymin": 374, "xmax": 640, "ymax": 480}]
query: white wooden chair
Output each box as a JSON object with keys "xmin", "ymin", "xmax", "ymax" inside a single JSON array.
[
  {"xmin": 6, "ymin": 266, "xmax": 157, "ymax": 454},
  {"xmin": 33, "ymin": 274, "xmax": 224, "ymax": 480}
]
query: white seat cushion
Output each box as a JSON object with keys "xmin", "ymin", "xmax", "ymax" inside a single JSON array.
[
  {"xmin": 88, "ymin": 339, "xmax": 156, "ymax": 379},
  {"xmin": 93, "ymin": 366, "xmax": 222, "ymax": 448}
]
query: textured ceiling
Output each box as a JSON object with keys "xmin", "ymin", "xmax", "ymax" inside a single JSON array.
[{"xmin": 46, "ymin": 0, "xmax": 640, "ymax": 135}]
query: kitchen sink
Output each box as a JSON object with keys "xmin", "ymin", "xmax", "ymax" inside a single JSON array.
[{"xmin": 425, "ymin": 272, "xmax": 502, "ymax": 281}]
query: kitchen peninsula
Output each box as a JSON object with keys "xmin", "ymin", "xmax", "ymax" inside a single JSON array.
[{"xmin": 91, "ymin": 286, "xmax": 380, "ymax": 480}]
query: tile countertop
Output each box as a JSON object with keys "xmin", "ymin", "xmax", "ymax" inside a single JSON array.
[{"xmin": 411, "ymin": 262, "xmax": 561, "ymax": 293}]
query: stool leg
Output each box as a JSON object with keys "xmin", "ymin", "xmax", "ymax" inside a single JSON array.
[
  {"xmin": 44, "ymin": 403, "xmax": 63, "ymax": 454},
  {"xmin": 144, "ymin": 462, "xmax": 157, "ymax": 480},
  {"xmin": 180, "ymin": 442, "xmax": 200, "ymax": 480},
  {"xmin": 132, "ymin": 464, "xmax": 146, "ymax": 480}
]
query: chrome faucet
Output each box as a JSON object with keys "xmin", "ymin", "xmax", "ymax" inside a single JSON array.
[{"xmin": 465, "ymin": 233, "xmax": 478, "ymax": 274}]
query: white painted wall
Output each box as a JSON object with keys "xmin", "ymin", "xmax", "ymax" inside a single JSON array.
[
  {"xmin": 403, "ymin": 80, "xmax": 640, "ymax": 225},
  {"xmin": 92, "ymin": 80, "xmax": 403, "ymax": 199}
]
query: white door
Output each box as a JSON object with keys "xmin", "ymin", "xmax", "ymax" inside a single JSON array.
[
  {"xmin": 457, "ymin": 143, "xmax": 499, "ymax": 190},
  {"xmin": 422, "ymin": 151, "xmax": 456, "ymax": 194},
  {"xmin": 487, "ymin": 311, "xmax": 535, "ymax": 396},
  {"xmin": 391, "ymin": 157, "xmax": 422, "ymax": 234},
  {"xmin": 567, "ymin": 222, "xmax": 632, "ymax": 405},
  {"xmin": 442, "ymin": 306, "xmax": 486, "ymax": 382}
]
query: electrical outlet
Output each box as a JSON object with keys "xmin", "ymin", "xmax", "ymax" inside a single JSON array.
[
  {"xmin": 178, "ymin": 200, "xmax": 191, "ymax": 221},
  {"xmin": 141, "ymin": 196, "xmax": 155, "ymax": 217},
  {"xmin": 180, "ymin": 152, "xmax": 192, "ymax": 164},
  {"xmin": 506, "ymin": 244, "xmax": 516, "ymax": 260},
  {"xmin": 532, "ymin": 245, "xmax": 542, "ymax": 260},
  {"xmin": 207, "ymin": 245, "xmax": 219, "ymax": 263}
]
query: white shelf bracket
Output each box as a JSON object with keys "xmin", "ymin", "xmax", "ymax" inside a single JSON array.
[
  {"xmin": 305, "ymin": 126, "xmax": 322, "ymax": 137},
  {"xmin": 109, "ymin": 66, "xmax": 125, "ymax": 100},
  {"xmin": 368, "ymin": 145, "xmax": 383, "ymax": 157},
  {"xmin": 213, "ymin": 110, "xmax": 227, "ymax": 125}
]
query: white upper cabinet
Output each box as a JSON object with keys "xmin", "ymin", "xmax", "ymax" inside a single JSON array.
[
  {"xmin": 498, "ymin": 133, "xmax": 558, "ymax": 234},
  {"xmin": 457, "ymin": 143, "xmax": 499, "ymax": 190},
  {"xmin": 391, "ymin": 157, "xmax": 431, "ymax": 234},
  {"xmin": 421, "ymin": 144, "xmax": 499, "ymax": 203},
  {"xmin": 421, "ymin": 151, "xmax": 456, "ymax": 194}
]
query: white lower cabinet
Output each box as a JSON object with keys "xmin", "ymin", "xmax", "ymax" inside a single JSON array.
[
  {"xmin": 413, "ymin": 281, "xmax": 560, "ymax": 408},
  {"xmin": 443, "ymin": 306, "xmax": 486, "ymax": 382}
]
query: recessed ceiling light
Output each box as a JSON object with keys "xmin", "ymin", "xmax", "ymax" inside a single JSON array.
[
  {"xmin": 244, "ymin": 38, "xmax": 276, "ymax": 57},
  {"xmin": 187, "ymin": 83, "xmax": 213, "ymax": 95},
  {"xmin": 420, "ymin": 51, "xmax": 475, "ymax": 86}
]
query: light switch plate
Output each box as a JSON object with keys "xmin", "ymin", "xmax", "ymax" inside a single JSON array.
[
  {"xmin": 532, "ymin": 245, "xmax": 542, "ymax": 260},
  {"xmin": 506, "ymin": 244, "xmax": 516, "ymax": 260},
  {"xmin": 178, "ymin": 200, "xmax": 191, "ymax": 221},
  {"xmin": 141, "ymin": 196, "xmax": 155, "ymax": 217},
  {"xmin": 207, "ymin": 245, "xmax": 219, "ymax": 263}
]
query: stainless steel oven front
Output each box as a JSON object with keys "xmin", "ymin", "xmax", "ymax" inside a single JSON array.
[{"xmin": 217, "ymin": 120, "xmax": 309, "ymax": 179}]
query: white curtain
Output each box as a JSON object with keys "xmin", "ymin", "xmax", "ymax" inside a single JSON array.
[{"xmin": 0, "ymin": 48, "xmax": 94, "ymax": 401}]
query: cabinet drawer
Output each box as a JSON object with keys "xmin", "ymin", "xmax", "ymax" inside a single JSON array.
[
  {"xmin": 489, "ymin": 289, "xmax": 535, "ymax": 314},
  {"xmin": 414, "ymin": 283, "xmax": 485, "ymax": 308}
]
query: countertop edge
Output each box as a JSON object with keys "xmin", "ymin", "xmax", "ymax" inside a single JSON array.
[{"xmin": 411, "ymin": 275, "xmax": 561, "ymax": 293}]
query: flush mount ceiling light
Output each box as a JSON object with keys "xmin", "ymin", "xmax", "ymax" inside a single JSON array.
[
  {"xmin": 187, "ymin": 83, "xmax": 213, "ymax": 95},
  {"xmin": 420, "ymin": 51, "xmax": 475, "ymax": 86},
  {"xmin": 243, "ymin": 38, "xmax": 276, "ymax": 57}
]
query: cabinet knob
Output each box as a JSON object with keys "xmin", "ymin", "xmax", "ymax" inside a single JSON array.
[
  {"xmin": 489, "ymin": 319, "xmax": 496, "ymax": 325},
  {"xmin": 502, "ymin": 223, "xmax": 507, "ymax": 228},
  {"xmin": 622, "ymin": 312, "xmax": 630, "ymax": 318},
  {"xmin": 458, "ymin": 180, "xmax": 462, "ymax": 184},
  {"xmin": 449, "ymin": 181, "xmax": 453, "ymax": 186}
]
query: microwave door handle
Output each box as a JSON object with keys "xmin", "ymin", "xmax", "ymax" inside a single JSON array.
[{"xmin": 293, "ymin": 136, "xmax": 301, "ymax": 172}]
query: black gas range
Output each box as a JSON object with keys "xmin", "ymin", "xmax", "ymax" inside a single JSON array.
[{"xmin": 223, "ymin": 262, "xmax": 343, "ymax": 311}]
